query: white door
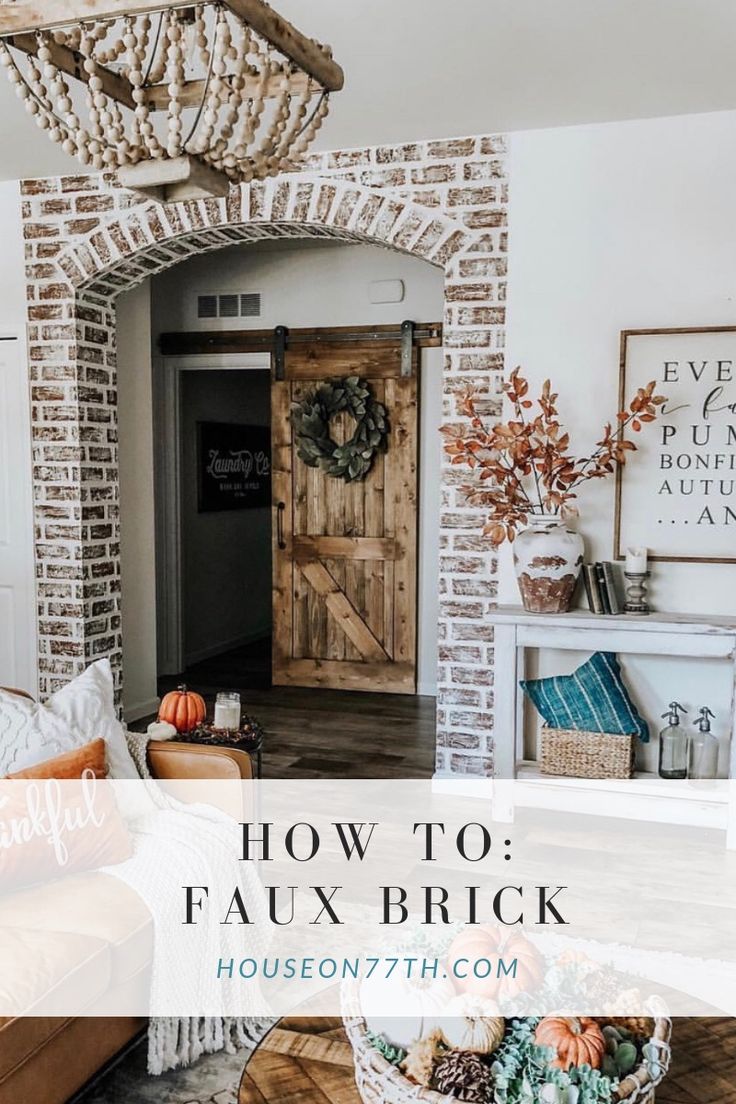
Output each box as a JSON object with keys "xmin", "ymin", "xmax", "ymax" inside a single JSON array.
[{"xmin": 0, "ymin": 335, "xmax": 37, "ymax": 693}]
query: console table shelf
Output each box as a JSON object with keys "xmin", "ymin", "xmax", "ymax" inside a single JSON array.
[
  {"xmin": 489, "ymin": 608, "xmax": 736, "ymax": 633},
  {"xmin": 488, "ymin": 605, "xmax": 736, "ymax": 846}
]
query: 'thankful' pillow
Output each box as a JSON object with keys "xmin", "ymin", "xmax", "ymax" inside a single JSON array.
[{"xmin": 0, "ymin": 771, "xmax": 132, "ymax": 891}]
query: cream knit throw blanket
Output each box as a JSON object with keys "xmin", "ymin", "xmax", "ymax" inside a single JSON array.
[{"xmin": 114, "ymin": 732, "xmax": 273, "ymax": 1075}]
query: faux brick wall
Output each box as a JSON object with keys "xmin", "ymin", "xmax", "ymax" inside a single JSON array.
[{"xmin": 20, "ymin": 134, "xmax": 508, "ymax": 776}]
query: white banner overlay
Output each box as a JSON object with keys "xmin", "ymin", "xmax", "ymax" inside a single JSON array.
[{"xmin": 0, "ymin": 776, "xmax": 734, "ymax": 1018}]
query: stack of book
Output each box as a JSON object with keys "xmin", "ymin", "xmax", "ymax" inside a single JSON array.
[{"xmin": 581, "ymin": 561, "xmax": 622, "ymax": 615}]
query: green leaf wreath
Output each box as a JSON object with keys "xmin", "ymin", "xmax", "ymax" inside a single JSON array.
[{"xmin": 291, "ymin": 375, "xmax": 389, "ymax": 483}]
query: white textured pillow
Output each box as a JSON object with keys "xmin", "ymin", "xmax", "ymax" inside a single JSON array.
[{"xmin": 0, "ymin": 659, "xmax": 139, "ymax": 779}]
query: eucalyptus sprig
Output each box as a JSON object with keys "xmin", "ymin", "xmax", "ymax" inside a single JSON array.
[
  {"xmin": 365, "ymin": 1030, "xmax": 406, "ymax": 1067},
  {"xmin": 491, "ymin": 1019, "xmax": 616, "ymax": 1104}
]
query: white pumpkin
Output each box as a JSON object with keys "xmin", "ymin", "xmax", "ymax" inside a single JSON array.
[
  {"xmin": 439, "ymin": 993, "xmax": 505, "ymax": 1054},
  {"xmin": 541, "ymin": 1085, "xmax": 580, "ymax": 1104},
  {"xmin": 360, "ymin": 972, "xmax": 456, "ymax": 1050}
]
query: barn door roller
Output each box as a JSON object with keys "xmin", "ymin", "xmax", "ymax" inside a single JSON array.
[
  {"xmin": 400, "ymin": 320, "xmax": 415, "ymax": 378},
  {"xmin": 273, "ymin": 325, "xmax": 289, "ymax": 380}
]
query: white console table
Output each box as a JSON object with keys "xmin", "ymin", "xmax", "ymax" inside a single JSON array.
[{"xmin": 488, "ymin": 606, "xmax": 736, "ymax": 847}]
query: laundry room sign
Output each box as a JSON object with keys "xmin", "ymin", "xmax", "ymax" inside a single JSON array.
[{"xmin": 197, "ymin": 421, "xmax": 271, "ymax": 511}]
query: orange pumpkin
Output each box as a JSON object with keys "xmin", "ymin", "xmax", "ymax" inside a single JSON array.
[
  {"xmin": 158, "ymin": 685, "xmax": 206, "ymax": 734},
  {"xmin": 535, "ymin": 1017, "xmax": 605, "ymax": 1071},
  {"xmin": 447, "ymin": 925, "xmax": 543, "ymax": 1000},
  {"xmin": 497, "ymin": 930, "xmax": 544, "ymax": 999},
  {"xmin": 447, "ymin": 925, "xmax": 503, "ymax": 998}
]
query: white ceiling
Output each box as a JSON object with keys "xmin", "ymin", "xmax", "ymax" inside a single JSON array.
[{"xmin": 2, "ymin": 0, "xmax": 736, "ymax": 181}]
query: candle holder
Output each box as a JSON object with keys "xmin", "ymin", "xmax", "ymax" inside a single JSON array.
[{"xmin": 624, "ymin": 571, "xmax": 651, "ymax": 615}]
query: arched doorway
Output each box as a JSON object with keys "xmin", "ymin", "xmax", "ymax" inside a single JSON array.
[
  {"xmin": 116, "ymin": 237, "xmax": 445, "ymax": 750},
  {"xmin": 23, "ymin": 150, "xmax": 507, "ymax": 778}
]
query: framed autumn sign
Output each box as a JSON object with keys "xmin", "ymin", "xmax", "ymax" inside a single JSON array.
[
  {"xmin": 614, "ymin": 326, "xmax": 736, "ymax": 563},
  {"xmin": 197, "ymin": 421, "xmax": 271, "ymax": 512}
]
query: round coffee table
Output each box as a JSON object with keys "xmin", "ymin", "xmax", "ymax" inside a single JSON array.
[
  {"xmin": 239, "ymin": 1016, "xmax": 360, "ymax": 1104},
  {"xmin": 240, "ymin": 1017, "xmax": 734, "ymax": 1104}
]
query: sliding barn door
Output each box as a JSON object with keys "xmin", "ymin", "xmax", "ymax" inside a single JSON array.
[{"xmin": 272, "ymin": 340, "xmax": 418, "ymax": 693}]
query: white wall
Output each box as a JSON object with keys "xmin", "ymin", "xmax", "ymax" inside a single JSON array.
[
  {"xmin": 151, "ymin": 239, "xmax": 444, "ymax": 335},
  {"xmin": 506, "ymin": 110, "xmax": 736, "ymax": 771},
  {"xmin": 132, "ymin": 240, "xmax": 444, "ymax": 695},
  {"xmin": 0, "ymin": 183, "xmax": 27, "ymax": 331},
  {"xmin": 118, "ymin": 281, "xmax": 158, "ymax": 719},
  {"xmin": 0, "ymin": 181, "xmax": 37, "ymax": 694}
]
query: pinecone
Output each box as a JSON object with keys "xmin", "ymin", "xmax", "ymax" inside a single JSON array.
[{"xmin": 433, "ymin": 1050, "xmax": 494, "ymax": 1103}]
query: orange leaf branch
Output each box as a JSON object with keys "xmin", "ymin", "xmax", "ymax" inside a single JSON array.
[{"xmin": 443, "ymin": 369, "xmax": 666, "ymax": 546}]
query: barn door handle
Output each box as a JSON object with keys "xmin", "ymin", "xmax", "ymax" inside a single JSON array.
[{"xmin": 276, "ymin": 502, "xmax": 287, "ymax": 550}]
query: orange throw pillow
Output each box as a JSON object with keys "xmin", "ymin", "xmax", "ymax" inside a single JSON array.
[{"xmin": 6, "ymin": 737, "xmax": 107, "ymax": 780}]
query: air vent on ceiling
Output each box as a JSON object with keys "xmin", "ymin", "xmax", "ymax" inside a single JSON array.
[
  {"xmin": 197, "ymin": 294, "xmax": 218, "ymax": 319},
  {"xmin": 240, "ymin": 293, "xmax": 261, "ymax": 317},
  {"xmin": 218, "ymin": 293, "xmax": 240, "ymax": 319},
  {"xmin": 197, "ymin": 292, "xmax": 262, "ymax": 319}
]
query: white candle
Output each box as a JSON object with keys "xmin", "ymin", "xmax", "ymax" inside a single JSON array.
[
  {"xmin": 214, "ymin": 702, "xmax": 240, "ymax": 729},
  {"xmin": 214, "ymin": 693, "xmax": 241, "ymax": 730},
  {"xmin": 625, "ymin": 546, "xmax": 648, "ymax": 573}
]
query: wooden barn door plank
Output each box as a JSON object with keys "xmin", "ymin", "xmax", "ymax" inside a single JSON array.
[
  {"xmin": 385, "ymin": 377, "xmax": 418, "ymax": 673},
  {"xmin": 298, "ymin": 560, "xmax": 390, "ymax": 662},
  {"xmin": 271, "ymin": 328, "xmax": 422, "ymax": 693},
  {"xmin": 271, "ymin": 380, "xmax": 293, "ymax": 684}
]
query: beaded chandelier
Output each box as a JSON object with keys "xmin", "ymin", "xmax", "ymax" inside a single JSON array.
[{"xmin": 0, "ymin": 0, "xmax": 343, "ymax": 200}]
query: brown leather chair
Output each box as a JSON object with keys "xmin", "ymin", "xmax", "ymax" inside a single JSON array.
[
  {"xmin": 148, "ymin": 739, "xmax": 253, "ymax": 782},
  {"xmin": 0, "ymin": 691, "xmax": 255, "ymax": 1104}
]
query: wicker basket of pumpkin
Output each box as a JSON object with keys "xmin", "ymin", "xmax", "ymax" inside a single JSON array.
[{"xmin": 342, "ymin": 928, "xmax": 672, "ymax": 1104}]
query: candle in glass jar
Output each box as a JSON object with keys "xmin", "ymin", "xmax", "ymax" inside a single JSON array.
[
  {"xmin": 625, "ymin": 546, "xmax": 648, "ymax": 573},
  {"xmin": 214, "ymin": 692, "xmax": 241, "ymax": 730}
]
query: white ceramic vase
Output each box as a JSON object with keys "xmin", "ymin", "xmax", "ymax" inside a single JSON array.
[{"xmin": 512, "ymin": 515, "xmax": 584, "ymax": 613}]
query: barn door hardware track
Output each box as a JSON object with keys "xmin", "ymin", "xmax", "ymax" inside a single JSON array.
[{"xmin": 159, "ymin": 321, "xmax": 443, "ymax": 358}]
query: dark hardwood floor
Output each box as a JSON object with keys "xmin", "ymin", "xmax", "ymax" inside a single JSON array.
[
  {"xmin": 149, "ymin": 641, "xmax": 437, "ymax": 778},
  {"xmin": 661, "ymin": 1018, "xmax": 736, "ymax": 1103}
]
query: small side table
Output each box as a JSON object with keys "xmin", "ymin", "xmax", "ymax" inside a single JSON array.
[{"xmin": 175, "ymin": 722, "xmax": 265, "ymax": 778}]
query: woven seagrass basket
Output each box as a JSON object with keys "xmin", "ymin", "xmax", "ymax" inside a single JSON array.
[
  {"xmin": 341, "ymin": 980, "xmax": 672, "ymax": 1104},
  {"xmin": 539, "ymin": 725, "xmax": 635, "ymax": 779}
]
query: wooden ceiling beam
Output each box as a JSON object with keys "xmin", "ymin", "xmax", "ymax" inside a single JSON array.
[
  {"xmin": 0, "ymin": 0, "xmax": 344, "ymax": 92},
  {"xmin": 6, "ymin": 34, "xmax": 315, "ymax": 115},
  {"xmin": 221, "ymin": 0, "xmax": 343, "ymax": 91},
  {"xmin": 118, "ymin": 153, "xmax": 231, "ymax": 201},
  {"xmin": 8, "ymin": 32, "xmax": 136, "ymax": 110},
  {"xmin": 145, "ymin": 69, "xmax": 312, "ymax": 111}
]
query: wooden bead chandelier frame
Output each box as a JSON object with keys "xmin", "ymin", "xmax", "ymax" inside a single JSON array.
[{"xmin": 0, "ymin": 0, "xmax": 344, "ymax": 200}]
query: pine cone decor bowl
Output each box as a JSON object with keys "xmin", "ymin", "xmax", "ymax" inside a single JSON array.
[
  {"xmin": 433, "ymin": 1051, "xmax": 494, "ymax": 1102},
  {"xmin": 341, "ymin": 979, "xmax": 672, "ymax": 1104}
]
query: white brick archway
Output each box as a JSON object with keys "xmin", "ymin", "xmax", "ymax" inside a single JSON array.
[{"xmin": 22, "ymin": 136, "xmax": 508, "ymax": 776}]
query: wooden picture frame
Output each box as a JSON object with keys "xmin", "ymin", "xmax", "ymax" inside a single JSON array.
[{"xmin": 614, "ymin": 326, "xmax": 736, "ymax": 564}]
